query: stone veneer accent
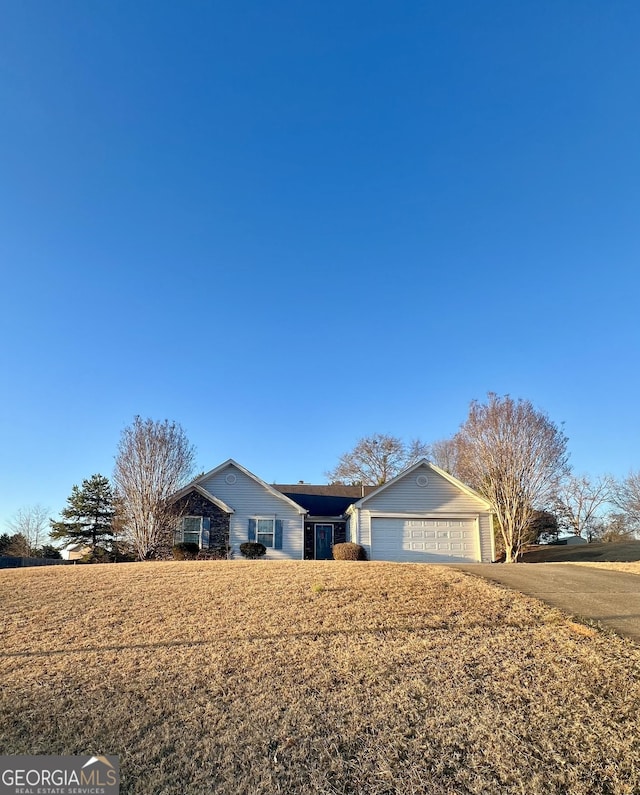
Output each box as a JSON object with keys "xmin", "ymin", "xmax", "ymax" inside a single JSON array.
[{"xmin": 172, "ymin": 491, "xmax": 230, "ymax": 557}]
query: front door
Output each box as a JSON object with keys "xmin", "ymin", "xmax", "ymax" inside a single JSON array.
[{"xmin": 314, "ymin": 524, "xmax": 333, "ymax": 560}]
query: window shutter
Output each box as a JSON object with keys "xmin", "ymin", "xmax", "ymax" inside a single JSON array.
[
  {"xmin": 248, "ymin": 517, "xmax": 256, "ymax": 541},
  {"xmin": 201, "ymin": 517, "xmax": 210, "ymax": 549},
  {"xmin": 274, "ymin": 519, "xmax": 283, "ymax": 550}
]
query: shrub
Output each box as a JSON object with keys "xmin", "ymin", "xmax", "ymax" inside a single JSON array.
[
  {"xmin": 600, "ymin": 531, "xmax": 633, "ymax": 544},
  {"xmin": 197, "ymin": 545, "xmax": 233, "ymax": 561},
  {"xmin": 239, "ymin": 542, "xmax": 267, "ymax": 559},
  {"xmin": 37, "ymin": 545, "xmax": 62, "ymax": 560},
  {"xmin": 172, "ymin": 542, "xmax": 200, "ymax": 561},
  {"xmin": 332, "ymin": 542, "xmax": 368, "ymax": 561},
  {"xmin": 80, "ymin": 546, "xmax": 112, "ymax": 564}
]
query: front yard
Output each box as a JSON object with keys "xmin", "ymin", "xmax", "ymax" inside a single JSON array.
[{"xmin": 1, "ymin": 561, "xmax": 639, "ymax": 794}]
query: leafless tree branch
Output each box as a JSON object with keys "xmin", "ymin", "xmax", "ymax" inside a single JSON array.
[
  {"xmin": 553, "ymin": 474, "xmax": 615, "ymax": 540},
  {"xmin": 452, "ymin": 394, "xmax": 569, "ymax": 562},
  {"xmin": 325, "ymin": 433, "xmax": 430, "ymax": 485},
  {"xmin": 114, "ymin": 417, "xmax": 196, "ymax": 560},
  {"xmin": 5, "ymin": 504, "xmax": 50, "ymax": 556}
]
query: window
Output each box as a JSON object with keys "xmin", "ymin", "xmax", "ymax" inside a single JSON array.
[
  {"xmin": 257, "ymin": 518, "xmax": 274, "ymax": 548},
  {"xmin": 175, "ymin": 516, "xmax": 203, "ymax": 547},
  {"xmin": 248, "ymin": 517, "xmax": 282, "ymax": 549}
]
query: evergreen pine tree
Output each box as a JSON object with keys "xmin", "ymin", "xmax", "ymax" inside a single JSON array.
[{"xmin": 50, "ymin": 474, "xmax": 115, "ymax": 551}]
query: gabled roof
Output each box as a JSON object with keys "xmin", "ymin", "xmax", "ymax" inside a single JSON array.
[
  {"xmin": 278, "ymin": 492, "xmax": 358, "ymax": 516},
  {"xmin": 193, "ymin": 459, "xmax": 307, "ymax": 515},
  {"xmin": 169, "ymin": 483, "xmax": 234, "ymax": 514},
  {"xmin": 274, "ymin": 483, "xmax": 378, "ymax": 498},
  {"xmin": 349, "ymin": 458, "xmax": 493, "ymax": 510}
]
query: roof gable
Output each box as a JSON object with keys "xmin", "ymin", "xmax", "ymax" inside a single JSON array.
[
  {"xmin": 169, "ymin": 484, "xmax": 234, "ymax": 513},
  {"xmin": 352, "ymin": 459, "xmax": 492, "ymax": 510},
  {"xmin": 193, "ymin": 459, "xmax": 307, "ymax": 514}
]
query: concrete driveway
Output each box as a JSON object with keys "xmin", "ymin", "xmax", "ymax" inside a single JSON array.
[{"xmin": 454, "ymin": 563, "xmax": 640, "ymax": 643}]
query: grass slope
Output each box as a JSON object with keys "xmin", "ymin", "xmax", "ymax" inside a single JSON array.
[
  {"xmin": 2, "ymin": 561, "xmax": 640, "ymax": 794},
  {"xmin": 575, "ymin": 562, "xmax": 640, "ymax": 576},
  {"xmin": 522, "ymin": 541, "xmax": 640, "ymax": 563}
]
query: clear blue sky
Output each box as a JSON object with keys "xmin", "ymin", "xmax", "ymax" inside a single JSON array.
[{"xmin": 1, "ymin": 1, "xmax": 639, "ymax": 527}]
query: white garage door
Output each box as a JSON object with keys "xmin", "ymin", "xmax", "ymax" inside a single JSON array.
[{"xmin": 371, "ymin": 517, "xmax": 479, "ymax": 563}]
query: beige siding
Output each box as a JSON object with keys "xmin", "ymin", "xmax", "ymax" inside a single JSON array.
[
  {"xmin": 346, "ymin": 511, "xmax": 358, "ymax": 544},
  {"xmin": 358, "ymin": 511, "xmax": 372, "ymax": 557},
  {"xmin": 364, "ymin": 465, "xmax": 487, "ymax": 514},
  {"xmin": 200, "ymin": 463, "xmax": 304, "ymax": 560},
  {"xmin": 478, "ymin": 514, "xmax": 494, "ymax": 562}
]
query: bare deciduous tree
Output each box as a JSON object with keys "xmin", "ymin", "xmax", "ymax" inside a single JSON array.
[
  {"xmin": 453, "ymin": 394, "xmax": 569, "ymax": 563},
  {"xmin": 591, "ymin": 512, "xmax": 636, "ymax": 543},
  {"xmin": 326, "ymin": 433, "xmax": 430, "ymax": 485},
  {"xmin": 614, "ymin": 471, "xmax": 640, "ymax": 531},
  {"xmin": 114, "ymin": 417, "xmax": 196, "ymax": 560},
  {"xmin": 430, "ymin": 438, "xmax": 460, "ymax": 474},
  {"xmin": 6, "ymin": 504, "xmax": 50, "ymax": 556},
  {"xmin": 553, "ymin": 474, "xmax": 614, "ymax": 540}
]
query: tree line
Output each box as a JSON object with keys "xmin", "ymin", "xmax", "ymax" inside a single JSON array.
[
  {"xmin": 2, "ymin": 417, "xmax": 195, "ymax": 563},
  {"xmin": 4, "ymin": 395, "xmax": 640, "ymax": 563},
  {"xmin": 0, "ymin": 504, "xmax": 61, "ymax": 559}
]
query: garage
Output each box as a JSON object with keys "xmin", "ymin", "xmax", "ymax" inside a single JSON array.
[
  {"xmin": 370, "ymin": 517, "xmax": 480, "ymax": 563},
  {"xmin": 346, "ymin": 460, "xmax": 494, "ymax": 562}
]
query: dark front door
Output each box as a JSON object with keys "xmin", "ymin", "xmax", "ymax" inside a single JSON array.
[{"xmin": 315, "ymin": 524, "xmax": 334, "ymax": 560}]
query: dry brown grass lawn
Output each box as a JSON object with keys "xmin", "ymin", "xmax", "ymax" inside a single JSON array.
[
  {"xmin": 573, "ymin": 561, "xmax": 640, "ymax": 576},
  {"xmin": 2, "ymin": 561, "xmax": 640, "ymax": 794}
]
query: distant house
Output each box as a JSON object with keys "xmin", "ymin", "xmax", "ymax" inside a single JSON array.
[
  {"xmin": 60, "ymin": 543, "xmax": 92, "ymax": 561},
  {"xmin": 564, "ymin": 535, "xmax": 589, "ymax": 545},
  {"xmin": 169, "ymin": 458, "xmax": 495, "ymax": 563}
]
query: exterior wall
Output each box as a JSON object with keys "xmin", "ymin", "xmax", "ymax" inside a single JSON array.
[
  {"xmin": 478, "ymin": 514, "xmax": 494, "ymax": 561},
  {"xmin": 61, "ymin": 545, "xmax": 92, "ymax": 561},
  {"xmin": 199, "ymin": 463, "xmax": 304, "ymax": 559},
  {"xmin": 362, "ymin": 465, "xmax": 486, "ymax": 514},
  {"xmin": 346, "ymin": 512, "xmax": 358, "ymax": 544},
  {"xmin": 171, "ymin": 492, "xmax": 230, "ymax": 554},
  {"xmin": 354, "ymin": 464, "xmax": 494, "ymax": 562}
]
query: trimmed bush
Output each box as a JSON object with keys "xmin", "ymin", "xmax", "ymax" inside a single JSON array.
[
  {"xmin": 80, "ymin": 546, "xmax": 112, "ymax": 564},
  {"xmin": 172, "ymin": 542, "xmax": 200, "ymax": 561},
  {"xmin": 197, "ymin": 545, "xmax": 232, "ymax": 560},
  {"xmin": 332, "ymin": 542, "xmax": 368, "ymax": 561},
  {"xmin": 239, "ymin": 542, "xmax": 267, "ymax": 559}
]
